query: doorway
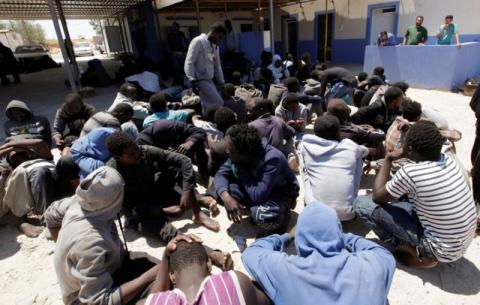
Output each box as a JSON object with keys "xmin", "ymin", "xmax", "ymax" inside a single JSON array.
[
  {"xmin": 366, "ymin": 2, "xmax": 399, "ymax": 45},
  {"xmin": 282, "ymin": 16, "xmax": 298, "ymax": 57},
  {"xmin": 316, "ymin": 12, "xmax": 334, "ymax": 62}
]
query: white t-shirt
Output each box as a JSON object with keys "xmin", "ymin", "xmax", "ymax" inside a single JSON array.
[{"xmin": 386, "ymin": 154, "xmax": 477, "ymax": 262}]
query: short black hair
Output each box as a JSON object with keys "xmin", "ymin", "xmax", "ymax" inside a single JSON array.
[
  {"xmin": 314, "ymin": 115, "xmax": 340, "ymax": 141},
  {"xmin": 223, "ymin": 83, "xmax": 236, "ymax": 98},
  {"xmin": 284, "ymin": 77, "xmax": 300, "ymax": 92},
  {"xmin": 284, "ymin": 92, "xmax": 299, "ymax": 106},
  {"xmin": 252, "ymin": 98, "xmax": 274, "ymax": 117},
  {"xmin": 402, "ymin": 100, "xmax": 422, "ymax": 122},
  {"xmin": 214, "ymin": 107, "xmax": 237, "ymax": 133},
  {"xmin": 226, "ymin": 124, "xmax": 262, "ymax": 157},
  {"xmin": 149, "ymin": 92, "xmax": 173, "ymax": 113},
  {"xmin": 373, "ymin": 66, "xmax": 385, "ymax": 76},
  {"xmin": 169, "ymin": 241, "xmax": 209, "ymax": 273},
  {"xmin": 384, "ymin": 86, "xmax": 404, "ymax": 104},
  {"xmin": 210, "ymin": 22, "xmax": 228, "ymax": 35},
  {"xmin": 357, "ymin": 72, "xmax": 368, "ymax": 82},
  {"xmin": 405, "ymin": 120, "xmax": 443, "ymax": 161},
  {"xmin": 205, "ymin": 104, "xmax": 221, "ymax": 122},
  {"xmin": 64, "ymin": 93, "xmax": 82, "ymax": 105},
  {"xmin": 446, "ymin": 15, "xmax": 453, "ymax": 20},
  {"xmin": 110, "ymin": 103, "xmax": 134, "ymax": 118},
  {"xmin": 119, "ymin": 82, "xmax": 137, "ymax": 96},
  {"xmin": 106, "ymin": 131, "xmax": 136, "ymax": 157},
  {"xmin": 417, "ymin": 15, "xmax": 424, "ymax": 20},
  {"xmin": 392, "ymin": 81, "xmax": 409, "ymax": 93}
]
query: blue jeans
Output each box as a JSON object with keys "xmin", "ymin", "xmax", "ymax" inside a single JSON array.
[{"xmin": 353, "ymin": 196, "xmax": 435, "ymax": 259}]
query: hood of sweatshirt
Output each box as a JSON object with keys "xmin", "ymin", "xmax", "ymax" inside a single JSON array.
[
  {"xmin": 5, "ymin": 100, "xmax": 33, "ymax": 119},
  {"xmin": 301, "ymin": 134, "xmax": 340, "ymax": 158}
]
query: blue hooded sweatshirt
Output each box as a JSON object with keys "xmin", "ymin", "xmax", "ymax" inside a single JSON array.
[
  {"xmin": 242, "ymin": 202, "xmax": 395, "ymax": 305},
  {"xmin": 70, "ymin": 127, "xmax": 116, "ymax": 179}
]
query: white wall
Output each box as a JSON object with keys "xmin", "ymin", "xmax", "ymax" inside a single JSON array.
[
  {"xmin": 156, "ymin": 10, "xmax": 256, "ymax": 40},
  {"xmin": 273, "ymin": 0, "xmax": 480, "ymax": 41}
]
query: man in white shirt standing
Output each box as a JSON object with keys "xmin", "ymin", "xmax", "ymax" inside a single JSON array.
[{"xmin": 185, "ymin": 23, "xmax": 227, "ymax": 114}]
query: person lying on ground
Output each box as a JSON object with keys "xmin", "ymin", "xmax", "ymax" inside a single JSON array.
[
  {"xmin": 214, "ymin": 125, "xmax": 299, "ymax": 235},
  {"xmin": 52, "ymin": 93, "xmax": 95, "ymax": 150},
  {"xmin": 106, "ymin": 131, "xmax": 220, "ymax": 234},
  {"xmin": 327, "ymin": 99, "xmax": 385, "ymax": 149},
  {"xmin": 248, "ymin": 98, "xmax": 295, "ymax": 157},
  {"xmin": 354, "ymin": 121, "xmax": 477, "ymax": 268},
  {"xmin": 143, "ymin": 92, "xmax": 194, "ymax": 128},
  {"xmin": 4, "ymin": 99, "xmax": 52, "ymax": 147},
  {"xmin": 136, "ymin": 120, "xmax": 209, "ymax": 182},
  {"xmin": 45, "ymin": 166, "xmax": 160, "ymax": 305},
  {"xmin": 242, "ymin": 201, "xmax": 395, "ymax": 305},
  {"xmin": 298, "ymin": 115, "xmax": 370, "ymax": 221},
  {"xmin": 109, "ymin": 82, "xmax": 150, "ymax": 121},
  {"xmin": 81, "ymin": 103, "xmax": 135, "ymax": 137},
  {"xmin": 71, "ymin": 127, "xmax": 116, "ymax": 179},
  {"xmin": 222, "ymin": 83, "xmax": 246, "ymax": 123},
  {"xmin": 352, "ymin": 86, "xmax": 403, "ymax": 132},
  {"xmin": 2, "ymin": 154, "xmax": 79, "ymax": 237},
  {"xmin": 137, "ymin": 235, "xmax": 271, "ymax": 305}
]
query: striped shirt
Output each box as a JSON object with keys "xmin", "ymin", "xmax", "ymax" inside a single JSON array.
[
  {"xmin": 145, "ymin": 271, "xmax": 246, "ymax": 305},
  {"xmin": 386, "ymin": 154, "xmax": 477, "ymax": 262}
]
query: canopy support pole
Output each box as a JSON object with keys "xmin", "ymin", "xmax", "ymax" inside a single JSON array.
[{"xmin": 47, "ymin": 0, "xmax": 77, "ymax": 92}]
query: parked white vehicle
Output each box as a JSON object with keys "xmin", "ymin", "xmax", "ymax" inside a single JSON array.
[{"xmin": 73, "ymin": 42, "xmax": 94, "ymax": 57}]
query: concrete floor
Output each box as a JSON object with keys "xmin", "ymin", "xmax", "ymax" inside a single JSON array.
[{"xmin": 0, "ymin": 59, "xmax": 479, "ymax": 305}]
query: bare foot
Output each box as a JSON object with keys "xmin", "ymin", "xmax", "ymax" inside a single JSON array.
[
  {"xmin": 18, "ymin": 222, "xmax": 43, "ymax": 238},
  {"xmin": 198, "ymin": 196, "xmax": 220, "ymax": 217},
  {"xmin": 194, "ymin": 211, "xmax": 220, "ymax": 232},
  {"xmin": 209, "ymin": 250, "xmax": 234, "ymax": 271},
  {"xmin": 163, "ymin": 205, "xmax": 184, "ymax": 216},
  {"xmin": 393, "ymin": 245, "xmax": 439, "ymax": 269}
]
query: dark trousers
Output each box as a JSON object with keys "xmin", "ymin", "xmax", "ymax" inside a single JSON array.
[{"xmin": 112, "ymin": 257, "xmax": 156, "ymax": 305}]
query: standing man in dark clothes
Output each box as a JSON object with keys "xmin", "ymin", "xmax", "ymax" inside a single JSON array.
[
  {"xmin": 470, "ymin": 85, "xmax": 480, "ymax": 165},
  {"xmin": 403, "ymin": 16, "xmax": 428, "ymax": 45},
  {"xmin": 52, "ymin": 93, "xmax": 96, "ymax": 149},
  {"xmin": 106, "ymin": 131, "xmax": 220, "ymax": 236},
  {"xmin": 214, "ymin": 125, "xmax": 299, "ymax": 235},
  {"xmin": 0, "ymin": 42, "xmax": 21, "ymax": 85},
  {"xmin": 351, "ymin": 86, "xmax": 404, "ymax": 132},
  {"xmin": 136, "ymin": 120, "xmax": 209, "ymax": 180}
]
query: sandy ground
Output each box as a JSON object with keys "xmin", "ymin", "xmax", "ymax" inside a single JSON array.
[{"xmin": 0, "ymin": 68, "xmax": 479, "ymax": 304}]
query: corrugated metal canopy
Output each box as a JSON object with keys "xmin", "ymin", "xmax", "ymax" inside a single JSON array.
[
  {"xmin": 0, "ymin": 0, "xmax": 145, "ymax": 19},
  {"xmin": 158, "ymin": 0, "xmax": 301, "ymax": 12}
]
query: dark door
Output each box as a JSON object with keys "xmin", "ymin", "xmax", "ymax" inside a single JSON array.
[
  {"xmin": 287, "ymin": 19, "xmax": 298, "ymax": 56},
  {"xmin": 317, "ymin": 13, "xmax": 334, "ymax": 62}
]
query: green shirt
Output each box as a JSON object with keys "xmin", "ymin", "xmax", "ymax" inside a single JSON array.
[
  {"xmin": 437, "ymin": 23, "xmax": 459, "ymax": 45},
  {"xmin": 405, "ymin": 25, "xmax": 428, "ymax": 45}
]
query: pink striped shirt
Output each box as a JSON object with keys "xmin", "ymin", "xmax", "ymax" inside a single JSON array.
[{"xmin": 145, "ymin": 271, "xmax": 246, "ymax": 305}]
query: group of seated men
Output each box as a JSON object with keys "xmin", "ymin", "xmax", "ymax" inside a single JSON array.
[{"xmin": 0, "ymin": 58, "xmax": 478, "ymax": 305}]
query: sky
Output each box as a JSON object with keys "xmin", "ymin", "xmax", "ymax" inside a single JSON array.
[{"xmin": 1, "ymin": 19, "xmax": 97, "ymax": 40}]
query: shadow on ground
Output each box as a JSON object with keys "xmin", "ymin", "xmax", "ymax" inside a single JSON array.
[{"xmin": 398, "ymin": 258, "xmax": 480, "ymax": 295}]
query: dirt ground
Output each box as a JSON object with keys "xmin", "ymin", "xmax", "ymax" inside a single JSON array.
[{"xmin": 0, "ymin": 67, "xmax": 479, "ymax": 304}]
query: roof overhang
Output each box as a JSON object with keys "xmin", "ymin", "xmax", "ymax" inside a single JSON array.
[
  {"xmin": 0, "ymin": 0, "xmax": 145, "ymax": 20},
  {"xmin": 155, "ymin": 0, "xmax": 300, "ymax": 12}
]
